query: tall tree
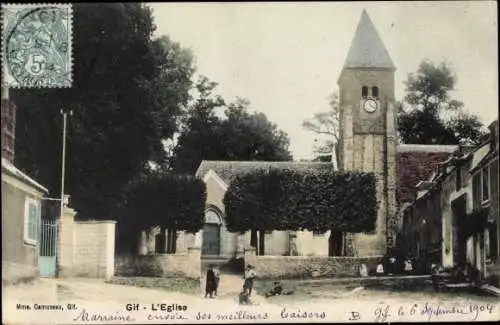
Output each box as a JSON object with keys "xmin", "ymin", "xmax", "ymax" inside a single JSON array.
[
  {"xmin": 219, "ymin": 98, "xmax": 293, "ymax": 162},
  {"xmin": 172, "ymin": 87, "xmax": 293, "ymax": 174},
  {"xmin": 398, "ymin": 60, "xmax": 487, "ymax": 145},
  {"xmin": 302, "ymin": 92, "xmax": 340, "ymax": 166},
  {"xmin": 12, "ymin": 4, "xmax": 194, "ymax": 219},
  {"xmin": 170, "ymin": 76, "xmax": 226, "ymax": 174}
]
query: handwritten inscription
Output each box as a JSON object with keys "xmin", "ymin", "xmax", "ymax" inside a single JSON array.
[
  {"xmin": 195, "ymin": 310, "xmax": 269, "ymax": 321},
  {"xmin": 13, "ymin": 300, "xmax": 496, "ymax": 323},
  {"xmin": 281, "ymin": 307, "xmax": 326, "ymax": 320},
  {"xmin": 372, "ymin": 302, "xmax": 496, "ymax": 322},
  {"xmin": 73, "ymin": 308, "xmax": 135, "ymax": 322},
  {"xmin": 421, "ymin": 302, "xmax": 495, "ymax": 321},
  {"xmin": 348, "ymin": 311, "xmax": 361, "ymax": 321},
  {"xmin": 147, "ymin": 312, "xmax": 189, "ymax": 321}
]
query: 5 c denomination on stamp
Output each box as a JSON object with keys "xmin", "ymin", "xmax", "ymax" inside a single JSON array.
[{"xmin": 2, "ymin": 3, "xmax": 73, "ymax": 88}]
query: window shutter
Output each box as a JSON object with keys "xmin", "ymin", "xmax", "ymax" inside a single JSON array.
[
  {"xmin": 472, "ymin": 173, "xmax": 481, "ymax": 209},
  {"xmin": 36, "ymin": 202, "xmax": 41, "ymax": 241},
  {"xmin": 29, "ymin": 203, "xmax": 36, "ymax": 240},
  {"xmin": 482, "ymin": 167, "xmax": 490, "ymax": 202}
]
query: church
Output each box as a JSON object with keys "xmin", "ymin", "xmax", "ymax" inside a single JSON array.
[{"xmin": 144, "ymin": 10, "xmax": 456, "ymax": 267}]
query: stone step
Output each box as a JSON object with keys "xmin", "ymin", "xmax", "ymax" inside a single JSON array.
[{"xmin": 481, "ymin": 284, "xmax": 500, "ymax": 297}]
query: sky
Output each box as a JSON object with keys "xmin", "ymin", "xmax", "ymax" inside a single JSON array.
[{"xmin": 149, "ymin": 1, "xmax": 498, "ymax": 160}]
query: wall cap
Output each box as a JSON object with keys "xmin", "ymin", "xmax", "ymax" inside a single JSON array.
[
  {"xmin": 75, "ymin": 220, "xmax": 117, "ymax": 224},
  {"xmin": 245, "ymin": 255, "xmax": 384, "ymax": 260}
]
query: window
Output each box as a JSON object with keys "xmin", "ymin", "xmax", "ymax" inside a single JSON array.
[
  {"xmin": 166, "ymin": 229, "xmax": 177, "ymax": 254},
  {"xmin": 155, "ymin": 229, "xmax": 177, "ymax": 254},
  {"xmin": 372, "ymin": 86, "xmax": 379, "ymax": 98},
  {"xmin": 205, "ymin": 210, "xmax": 221, "ymax": 224},
  {"xmin": 472, "ymin": 173, "xmax": 481, "ymax": 209},
  {"xmin": 24, "ymin": 198, "xmax": 40, "ymax": 245},
  {"xmin": 415, "ymin": 233, "xmax": 421, "ymax": 257},
  {"xmin": 486, "ymin": 221, "xmax": 498, "ymax": 264},
  {"xmin": 6, "ymin": 120, "xmax": 14, "ymax": 133},
  {"xmin": 482, "ymin": 167, "xmax": 490, "ymax": 203},
  {"xmin": 455, "ymin": 168, "xmax": 461, "ymax": 191},
  {"xmin": 361, "ymin": 86, "xmax": 368, "ymax": 98}
]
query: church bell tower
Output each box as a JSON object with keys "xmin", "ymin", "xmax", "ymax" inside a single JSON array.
[{"xmin": 337, "ymin": 10, "xmax": 397, "ymax": 256}]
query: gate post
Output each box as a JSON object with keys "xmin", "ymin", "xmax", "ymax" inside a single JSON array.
[{"xmin": 58, "ymin": 205, "xmax": 76, "ymax": 277}]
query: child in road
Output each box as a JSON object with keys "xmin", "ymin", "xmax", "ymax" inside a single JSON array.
[
  {"xmin": 243, "ymin": 264, "xmax": 257, "ymax": 296},
  {"xmin": 213, "ymin": 266, "xmax": 221, "ymax": 296}
]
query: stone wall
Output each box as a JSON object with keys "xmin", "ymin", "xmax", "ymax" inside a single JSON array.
[
  {"xmin": 72, "ymin": 221, "xmax": 116, "ymax": 278},
  {"xmin": 115, "ymin": 248, "xmax": 200, "ymax": 279},
  {"xmin": 245, "ymin": 248, "xmax": 382, "ymax": 279},
  {"xmin": 58, "ymin": 206, "xmax": 116, "ymax": 279}
]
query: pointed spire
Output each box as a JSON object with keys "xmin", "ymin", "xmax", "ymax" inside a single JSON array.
[{"xmin": 342, "ymin": 10, "xmax": 395, "ymax": 69}]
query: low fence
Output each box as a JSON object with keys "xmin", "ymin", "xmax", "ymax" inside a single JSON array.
[
  {"xmin": 245, "ymin": 248, "xmax": 383, "ymax": 279},
  {"xmin": 115, "ymin": 248, "xmax": 201, "ymax": 280}
]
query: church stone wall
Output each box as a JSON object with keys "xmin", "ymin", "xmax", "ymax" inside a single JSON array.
[
  {"xmin": 245, "ymin": 248, "xmax": 382, "ymax": 279},
  {"xmin": 296, "ymin": 231, "xmax": 329, "ymax": 256},
  {"xmin": 204, "ymin": 175, "xmax": 226, "ymax": 214},
  {"xmin": 115, "ymin": 248, "xmax": 201, "ymax": 280},
  {"xmin": 264, "ymin": 231, "xmax": 289, "ymax": 256}
]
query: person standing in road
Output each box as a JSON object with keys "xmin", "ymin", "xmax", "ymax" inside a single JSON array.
[
  {"xmin": 205, "ymin": 264, "xmax": 216, "ymax": 298},
  {"xmin": 243, "ymin": 264, "xmax": 257, "ymax": 296}
]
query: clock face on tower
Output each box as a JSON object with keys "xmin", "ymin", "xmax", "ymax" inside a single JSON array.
[{"xmin": 364, "ymin": 99, "xmax": 378, "ymax": 113}]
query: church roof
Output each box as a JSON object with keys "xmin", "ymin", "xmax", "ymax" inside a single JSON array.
[
  {"xmin": 196, "ymin": 160, "xmax": 333, "ymax": 184},
  {"xmin": 197, "ymin": 145, "xmax": 460, "ymax": 208},
  {"xmin": 342, "ymin": 10, "xmax": 395, "ymax": 70},
  {"xmin": 396, "ymin": 144, "xmax": 458, "ymax": 205}
]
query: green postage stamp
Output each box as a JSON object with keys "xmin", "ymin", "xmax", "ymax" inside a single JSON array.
[{"xmin": 1, "ymin": 3, "xmax": 73, "ymax": 88}]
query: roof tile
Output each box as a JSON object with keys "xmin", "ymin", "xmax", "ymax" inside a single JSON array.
[{"xmin": 196, "ymin": 160, "xmax": 333, "ymax": 184}]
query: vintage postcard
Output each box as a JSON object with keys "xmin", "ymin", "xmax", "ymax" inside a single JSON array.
[{"xmin": 2, "ymin": 1, "xmax": 499, "ymax": 324}]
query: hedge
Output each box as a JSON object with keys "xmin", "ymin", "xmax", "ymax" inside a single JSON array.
[
  {"xmin": 121, "ymin": 171, "xmax": 207, "ymax": 233},
  {"xmin": 223, "ymin": 168, "xmax": 377, "ymax": 233}
]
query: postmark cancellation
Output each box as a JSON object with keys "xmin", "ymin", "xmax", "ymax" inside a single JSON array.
[{"xmin": 1, "ymin": 3, "xmax": 73, "ymax": 88}]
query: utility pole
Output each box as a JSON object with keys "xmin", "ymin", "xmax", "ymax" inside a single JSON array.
[{"xmin": 59, "ymin": 109, "xmax": 72, "ymax": 218}]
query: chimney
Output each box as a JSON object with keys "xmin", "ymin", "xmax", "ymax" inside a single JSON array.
[
  {"xmin": 488, "ymin": 120, "xmax": 499, "ymax": 150},
  {"xmin": 1, "ymin": 83, "xmax": 16, "ymax": 163}
]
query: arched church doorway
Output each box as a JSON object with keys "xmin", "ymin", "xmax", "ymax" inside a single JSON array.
[{"xmin": 202, "ymin": 209, "xmax": 222, "ymax": 256}]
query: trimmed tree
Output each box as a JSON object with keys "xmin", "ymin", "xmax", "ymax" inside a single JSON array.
[
  {"xmin": 118, "ymin": 171, "xmax": 207, "ymax": 253},
  {"xmin": 223, "ymin": 168, "xmax": 377, "ymax": 254}
]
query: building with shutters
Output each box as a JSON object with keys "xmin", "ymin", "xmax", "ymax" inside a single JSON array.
[{"xmin": 2, "ymin": 92, "xmax": 49, "ymax": 283}]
